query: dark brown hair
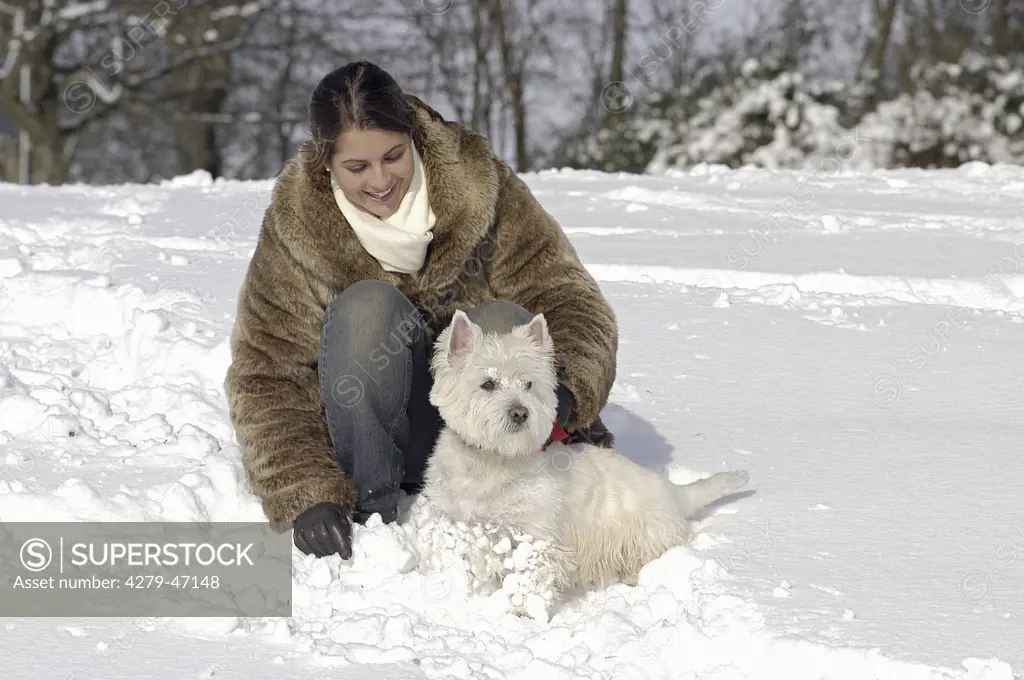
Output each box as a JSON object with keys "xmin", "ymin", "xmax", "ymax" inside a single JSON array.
[{"xmin": 307, "ymin": 61, "xmax": 420, "ymax": 172}]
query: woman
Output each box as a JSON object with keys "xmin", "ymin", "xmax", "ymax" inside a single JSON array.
[{"xmin": 224, "ymin": 61, "xmax": 618, "ymax": 560}]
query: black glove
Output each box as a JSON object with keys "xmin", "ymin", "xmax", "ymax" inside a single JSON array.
[
  {"xmin": 555, "ymin": 382, "xmax": 575, "ymax": 429},
  {"xmin": 293, "ymin": 502, "xmax": 353, "ymax": 559}
]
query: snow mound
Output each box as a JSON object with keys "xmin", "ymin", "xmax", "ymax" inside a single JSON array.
[{"xmin": 0, "ymin": 165, "xmax": 1020, "ymax": 678}]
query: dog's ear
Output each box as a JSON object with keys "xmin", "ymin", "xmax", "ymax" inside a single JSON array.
[
  {"xmin": 523, "ymin": 313, "xmax": 549, "ymax": 348},
  {"xmin": 447, "ymin": 309, "xmax": 474, "ymax": 358}
]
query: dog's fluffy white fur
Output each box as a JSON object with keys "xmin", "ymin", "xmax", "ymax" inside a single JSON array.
[{"xmin": 422, "ymin": 309, "xmax": 750, "ymax": 592}]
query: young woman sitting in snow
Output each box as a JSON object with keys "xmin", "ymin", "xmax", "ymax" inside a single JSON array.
[{"xmin": 223, "ymin": 61, "xmax": 618, "ymax": 560}]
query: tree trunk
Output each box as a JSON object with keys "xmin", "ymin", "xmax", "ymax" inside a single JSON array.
[
  {"xmin": 856, "ymin": 0, "xmax": 900, "ymax": 108},
  {"xmin": 32, "ymin": 135, "xmax": 70, "ymax": 184},
  {"xmin": 172, "ymin": 87, "xmax": 227, "ymax": 177},
  {"xmin": 608, "ymin": 0, "xmax": 627, "ymax": 86},
  {"xmin": 489, "ymin": 0, "xmax": 527, "ymax": 172},
  {"xmin": 597, "ymin": 0, "xmax": 629, "ymax": 127},
  {"xmin": 165, "ymin": 8, "xmax": 240, "ymax": 178},
  {"xmin": 2, "ymin": 137, "xmax": 17, "ymax": 182},
  {"xmin": 470, "ymin": 1, "xmax": 492, "ymax": 133}
]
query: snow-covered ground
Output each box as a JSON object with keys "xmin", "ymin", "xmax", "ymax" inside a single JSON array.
[{"xmin": 1, "ymin": 159, "xmax": 1022, "ymax": 679}]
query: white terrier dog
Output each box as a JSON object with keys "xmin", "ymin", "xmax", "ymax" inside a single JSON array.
[{"xmin": 422, "ymin": 309, "xmax": 750, "ymax": 593}]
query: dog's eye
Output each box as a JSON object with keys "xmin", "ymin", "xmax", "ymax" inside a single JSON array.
[
  {"xmin": 481, "ymin": 379, "xmax": 496, "ymax": 391},
  {"xmin": 524, "ymin": 381, "xmax": 532, "ymax": 390}
]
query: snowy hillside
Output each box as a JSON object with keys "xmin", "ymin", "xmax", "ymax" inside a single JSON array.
[{"xmin": 1, "ymin": 161, "xmax": 1022, "ymax": 679}]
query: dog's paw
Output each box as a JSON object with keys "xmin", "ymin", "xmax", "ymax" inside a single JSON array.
[
  {"xmin": 412, "ymin": 513, "xmax": 564, "ymax": 620},
  {"xmin": 488, "ymin": 531, "xmax": 569, "ymax": 622},
  {"xmin": 501, "ymin": 573, "xmax": 553, "ymax": 622}
]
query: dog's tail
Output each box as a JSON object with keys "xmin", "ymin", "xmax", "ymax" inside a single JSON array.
[{"xmin": 674, "ymin": 470, "xmax": 749, "ymax": 518}]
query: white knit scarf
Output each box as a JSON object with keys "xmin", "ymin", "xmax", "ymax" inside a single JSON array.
[{"xmin": 329, "ymin": 143, "xmax": 437, "ymax": 274}]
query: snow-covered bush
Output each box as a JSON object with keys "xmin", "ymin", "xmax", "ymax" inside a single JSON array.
[
  {"xmin": 551, "ymin": 111, "xmax": 665, "ymax": 174},
  {"xmin": 860, "ymin": 51, "xmax": 1024, "ymax": 168},
  {"xmin": 553, "ymin": 48, "xmax": 1023, "ymax": 175},
  {"xmin": 646, "ymin": 51, "xmax": 855, "ymax": 172},
  {"xmin": 550, "ymin": 61, "xmax": 729, "ymax": 174}
]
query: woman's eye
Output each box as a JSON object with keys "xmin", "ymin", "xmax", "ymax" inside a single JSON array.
[{"xmin": 481, "ymin": 379, "xmax": 496, "ymax": 391}]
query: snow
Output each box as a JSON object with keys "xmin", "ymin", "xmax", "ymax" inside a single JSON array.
[
  {"xmin": 211, "ymin": 2, "xmax": 265, "ymax": 20},
  {"xmin": 574, "ymin": 50, "xmax": 1024, "ymax": 179},
  {"xmin": 1, "ymin": 163, "xmax": 1022, "ymax": 679}
]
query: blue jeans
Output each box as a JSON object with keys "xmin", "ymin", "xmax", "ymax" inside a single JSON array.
[{"xmin": 318, "ymin": 280, "xmax": 533, "ymax": 523}]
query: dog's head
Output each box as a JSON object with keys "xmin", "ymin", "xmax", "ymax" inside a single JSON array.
[{"xmin": 430, "ymin": 309, "xmax": 560, "ymax": 457}]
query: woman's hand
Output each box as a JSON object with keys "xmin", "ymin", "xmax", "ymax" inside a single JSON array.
[{"xmin": 293, "ymin": 502, "xmax": 353, "ymax": 559}]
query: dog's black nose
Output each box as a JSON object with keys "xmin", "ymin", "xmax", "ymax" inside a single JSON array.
[{"xmin": 508, "ymin": 405, "xmax": 529, "ymax": 424}]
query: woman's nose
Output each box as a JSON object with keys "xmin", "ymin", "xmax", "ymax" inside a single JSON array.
[{"xmin": 369, "ymin": 164, "xmax": 389, "ymax": 188}]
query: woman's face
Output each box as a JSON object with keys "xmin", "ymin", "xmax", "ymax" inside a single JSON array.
[{"xmin": 330, "ymin": 127, "xmax": 415, "ymax": 219}]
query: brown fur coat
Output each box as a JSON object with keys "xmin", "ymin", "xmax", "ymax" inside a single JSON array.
[{"xmin": 224, "ymin": 97, "xmax": 618, "ymax": 528}]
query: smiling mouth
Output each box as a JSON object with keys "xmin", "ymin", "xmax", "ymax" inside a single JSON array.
[{"xmin": 364, "ymin": 183, "xmax": 397, "ymax": 202}]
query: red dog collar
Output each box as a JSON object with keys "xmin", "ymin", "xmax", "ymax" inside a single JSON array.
[{"xmin": 541, "ymin": 420, "xmax": 572, "ymax": 451}]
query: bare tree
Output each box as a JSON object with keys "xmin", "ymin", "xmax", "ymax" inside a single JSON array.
[
  {"xmin": 984, "ymin": 0, "xmax": 1024, "ymax": 58},
  {"xmin": 164, "ymin": 3, "xmax": 264, "ymax": 177},
  {"xmin": 0, "ymin": 0, "xmax": 269, "ymax": 184},
  {"xmin": 857, "ymin": 0, "xmax": 901, "ymax": 107},
  {"xmin": 605, "ymin": 0, "xmax": 627, "ymax": 117},
  {"xmin": 488, "ymin": 0, "xmax": 526, "ymax": 170}
]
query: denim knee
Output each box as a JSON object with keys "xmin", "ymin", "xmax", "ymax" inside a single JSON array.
[
  {"xmin": 319, "ymin": 280, "xmax": 423, "ymax": 410},
  {"xmin": 466, "ymin": 299, "xmax": 533, "ymax": 334},
  {"xmin": 324, "ymin": 280, "xmax": 422, "ymax": 354}
]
